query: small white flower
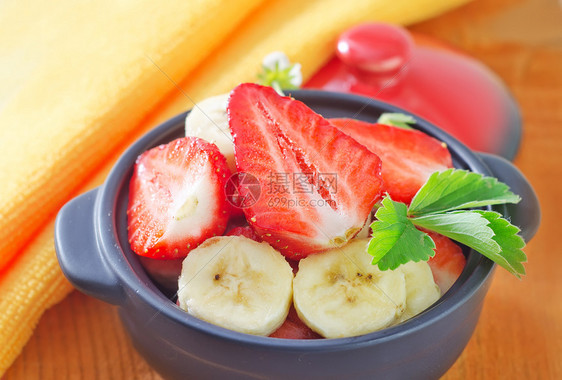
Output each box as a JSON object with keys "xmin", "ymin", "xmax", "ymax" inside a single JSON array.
[
  {"xmin": 257, "ymin": 51, "xmax": 303, "ymax": 95},
  {"xmin": 288, "ymin": 63, "xmax": 303, "ymax": 87},
  {"xmin": 262, "ymin": 51, "xmax": 291, "ymax": 71}
]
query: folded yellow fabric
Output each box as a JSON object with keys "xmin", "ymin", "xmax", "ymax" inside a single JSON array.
[
  {"xmin": 0, "ymin": 0, "xmax": 266, "ymax": 270},
  {"xmin": 0, "ymin": 0, "xmax": 470, "ymax": 375},
  {"xmin": 0, "ymin": 220, "xmax": 72, "ymax": 372}
]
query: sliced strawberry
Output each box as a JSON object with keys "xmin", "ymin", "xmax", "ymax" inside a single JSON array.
[
  {"xmin": 269, "ymin": 306, "xmax": 322, "ymax": 340},
  {"xmin": 127, "ymin": 137, "xmax": 231, "ymax": 259},
  {"xmin": 228, "ymin": 83, "xmax": 383, "ymax": 258},
  {"xmin": 224, "ymin": 213, "xmax": 249, "ymax": 232},
  {"xmin": 426, "ymin": 231, "xmax": 466, "ymax": 294},
  {"xmin": 286, "ymin": 258, "xmax": 300, "ymax": 275},
  {"xmin": 329, "ymin": 118, "xmax": 453, "ymax": 203},
  {"xmin": 225, "ymin": 225, "xmax": 262, "ymax": 242}
]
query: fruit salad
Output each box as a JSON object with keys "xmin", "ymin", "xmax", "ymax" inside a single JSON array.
[{"xmin": 127, "ymin": 83, "xmax": 525, "ymax": 339}]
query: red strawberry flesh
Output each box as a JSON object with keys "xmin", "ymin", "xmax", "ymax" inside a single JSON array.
[
  {"xmin": 225, "ymin": 225, "xmax": 262, "ymax": 242},
  {"xmin": 228, "ymin": 83, "xmax": 383, "ymax": 258},
  {"xmin": 269, "ymin": 306, "xmax": 322, "ymax": 340},
  {"xmin": 426, "ymin": 231, "xmax": 466, "ymax": 293},
  {"xmin": 329, "ymin": 118, "xmax": 453, "ymax": 203},
  {"xmin": 127, "ymin": 137, "xmax": 231, "ymax": 259}
]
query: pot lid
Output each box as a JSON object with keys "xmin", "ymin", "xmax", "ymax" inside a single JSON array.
[{"xmin": 305, "ymin": 23, "xmax": 521, "ymax": 160}]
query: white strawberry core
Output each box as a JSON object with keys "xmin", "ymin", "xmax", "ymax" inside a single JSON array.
[
  {"xmin": 312, "ymin": 197, "xmax": 359, "ymax": 244},
  {"xmin": 163, "ymin": 175, "xmax": 216, "ymax": 241}
]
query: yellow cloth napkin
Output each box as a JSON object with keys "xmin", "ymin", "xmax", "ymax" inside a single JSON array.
[{"xmin": 0, "ymin": 0, "xmax": 470, "ymax": 374}]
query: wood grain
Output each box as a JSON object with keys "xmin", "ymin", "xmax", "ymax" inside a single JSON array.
[
  {"xmin": 4, "ymin": 0, "xmax": 562, "ymax": 378},
  {"xmin": 412, "ymin": 0, "xmax": 562, "ymax": 378}
]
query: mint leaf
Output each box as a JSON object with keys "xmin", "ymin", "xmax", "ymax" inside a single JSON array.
[
  {"xmin": 377, "ymin": 113, "xmax": 416, "ymax": 130},
  {"xmin": 411, "ymin": 211, "xmax": 501, "ymax": 256},
  {"xmin": 366, "ymin": 168, "xmax": 527, "ymax": 278},
  {"xmin": 476, "ymin": 211, "xmax": 526, "ymax": 278},
  {"xmin": 411, "ymin": 210, "xmax": 526, "ymax": 278},
  {"xmin": 368, "ymin": 197, "xmax": 436, "ymax": 270},
  {"xmin": 409, "ymin": 169, "xmax": 521, "ymax": 216}
]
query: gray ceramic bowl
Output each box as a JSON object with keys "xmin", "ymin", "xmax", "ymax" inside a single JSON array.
[{"xmin": 55, "ymin": 90, "xmax": 540, "ymax": 380}]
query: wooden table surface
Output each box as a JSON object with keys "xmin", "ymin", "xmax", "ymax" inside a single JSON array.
[{"xmin": 5, "ymin": 0, "xmax": 562, "ymax": 379}]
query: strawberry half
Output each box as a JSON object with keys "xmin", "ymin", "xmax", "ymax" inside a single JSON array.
[
  {"xmin": 228, "ymin": 83, "xmax": 383, "ymax": 258},
  {"xmin": 329, "ymin": 118, "xmax": 453, "ymax": 203},
  {"xmin": 426, "ymin": 231, "xmax": 466, "ymax": 294},
  {"xmin": 127, "ymin": 137, "xmax": 231, "ymax": 259}
]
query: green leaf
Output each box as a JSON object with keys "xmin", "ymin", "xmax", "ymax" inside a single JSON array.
[
  {"xmin": 368, "ymin": 197, "xmax": 436, "ymax": 270},
  {"xmin": 366, "ymin": 169, "xmax": 527, "ymax": 278},
  {"xmin": 376, "ymin": 112, "xmax": 416, "ymax": 130},
  {"xmin": 412, "ymin": 210, "xmax": 526, "ymax": 278},
  {"xmin": 411, "ymin": 211, "xmax": 501, "ymax": 256},
  {"xmin": 409, "ymin": 169, "xmax": 521, "ymax": 217},
  {"xmin": 475, "ymin": 211, "xmax": 527, "ymax": 278}
]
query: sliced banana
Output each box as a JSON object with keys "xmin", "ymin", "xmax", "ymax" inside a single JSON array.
[
  {"xmin": 293, "ymin": 239, "xmax": 406, "ymax": 338},
  {"xmin": 177, "ymin": 236, "xmax": 293, "ymax": 336},
  {"xmin": 184, "ymin": 93, "xmax": 236, "ymax": 172},
  {"xmin": 395, "ymin": 261, "xmax": 441, "ymax": 323}
]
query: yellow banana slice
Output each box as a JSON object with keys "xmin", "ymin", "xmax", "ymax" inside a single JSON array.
[
  {"xmin": 184, "ymin": 93, "xmax": 235, "ymax": 172},
  {"xmin": 293, "ymin": 239, "xmax": 406, "ymax": 338},
  {"xmin": 396, "ymin": 261, "xmax": 441, "ymax": 323},
  {"xmin": 177, "ymin": 236, "xmax": 293, "ymax": 336}
]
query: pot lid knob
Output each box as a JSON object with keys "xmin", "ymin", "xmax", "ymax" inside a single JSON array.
[{"xmin": 337, "ymin": 23, "xmax": 413, "ymax": 82}]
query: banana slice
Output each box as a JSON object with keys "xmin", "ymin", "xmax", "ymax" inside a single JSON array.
[
  {"xmin": 184, "ymin": 93, "xmax": 235, "ymax": 172},
  {"xmin": 396, "ymin": 261, "xmax": 441, "ymax": 323},
  {"xmin": 293, "ymin": 239, "xmax": 406, "ymax": 338},
  {"xmin": 177, "ymin": 236, "xmax": 293, "ymax": 336}
]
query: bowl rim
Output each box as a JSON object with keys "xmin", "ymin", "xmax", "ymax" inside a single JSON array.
[{"xmin": 97, "ymin": 89, "xmax": 496, "ymax": 350}]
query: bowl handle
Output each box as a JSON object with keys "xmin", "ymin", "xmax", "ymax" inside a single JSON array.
[
  {"xmin": 55, "ymin": 188, "xmax": 124, "ymax": 305},
  {"xmin": 476, "ymin": 152, "xmax": 541, "ymax": 242}
]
